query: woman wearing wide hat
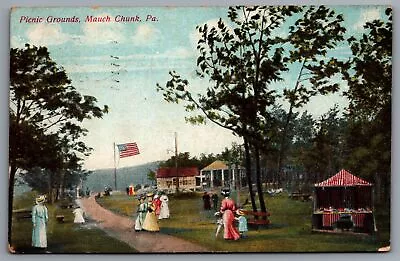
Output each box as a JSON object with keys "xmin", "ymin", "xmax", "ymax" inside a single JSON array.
[
  {"xmin": 219, "ymin": 188, "xmax": 240, "ymax": 240},
  {"xmin": 31, "ymin": 195, "xmax": 49, "ymax": 249},
  {"xmin": 142, "ymin": 192, "xmax": 160, "ymax": 232},
  {"xmin": 134, "ymin": 194, "xmax": 148, "ymax": 231},
  {"xmin": 158, "ymin": 191, "xmax": 170, "ymax": 220}
]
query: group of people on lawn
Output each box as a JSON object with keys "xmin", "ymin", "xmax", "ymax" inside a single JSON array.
[
  {"xmin": 134, "ymin": 191, "xmax": 170, "ymax": 232},
  {"xmin": 31, "ymin": 195, "xmax": 87, "ymax": 251},
  {"xmin": 202, "ymin": 191, "xmax": 220, "ymax": 211},
  {"xmin": 203, "ymin": 189, "xmax": 248, "ymax": 240},
  {"xmin": 135, "ymin": 188, "xmax": 247, "ymax": 240},
  {"xmin": 30, "ymin": 186, "xmax": 243, "ymax": 252}
]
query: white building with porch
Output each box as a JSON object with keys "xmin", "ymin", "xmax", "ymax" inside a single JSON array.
[{"xmin": 200, "ymin": 160, "xmax": 245, "ymax": 189}]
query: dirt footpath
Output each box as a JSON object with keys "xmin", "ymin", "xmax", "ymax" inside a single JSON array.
[{"xmin": 79, "ymin": 196, "xmax": 208, "ymax": 253}]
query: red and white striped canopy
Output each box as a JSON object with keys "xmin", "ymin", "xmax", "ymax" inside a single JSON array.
[{"xmin": 315, "ymin": 169, "xmax": 373, "ymax": 187}]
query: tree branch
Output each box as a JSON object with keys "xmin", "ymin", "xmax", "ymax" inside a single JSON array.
[{"xmin": 187, "ymin": 94, "xmax": 237, "ymax": 134}]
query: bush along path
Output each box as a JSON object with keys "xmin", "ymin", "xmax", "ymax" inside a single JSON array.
[{"xmin": 78, "ymin": 196, "xmax": 208, "ymax": 253}]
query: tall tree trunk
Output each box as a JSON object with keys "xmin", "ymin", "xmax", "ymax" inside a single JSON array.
[
  {"xmin": 255, "ymin": 146, "xmax": 267, "ymax": 219},
  {"xmin": 8, "ymin": 163, "xmax": 17, "ymax": 246},
  {"xmin": 244, "ymin": 138, "xmax": 257, "ymax": 212},
  {"xmin": 48, "ymin": 171, "xmax": 55, "ymax": 204},
  {"xmin": 277, "ymin": 60, "xmax": 306, "ymax": 186},
  {"xmin": 374, "ymin": 172, "xmax": 382, "ymax": 204},
  {"xmin": 59, "ymin": 170, "xmax": 65, "ymax": 201}
]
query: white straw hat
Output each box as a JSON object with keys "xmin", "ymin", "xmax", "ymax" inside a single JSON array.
[{"xmin": 35, "ymin": 195, "xmax": 46, "ymax": 204}]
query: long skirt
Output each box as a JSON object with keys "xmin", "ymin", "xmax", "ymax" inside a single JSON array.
[
  {"xmin": 142, "ymin": 212, "xmax": 160, "ymax": 232},
  {"xmin": 158, "ymin": 203, "xmax": 170, "ymax": 219},
  {"xmin": 222, "ymin": 210, "xmax": 240, "ymax": 240},
  {"xmin": 32, "ymin": 220, "xmax": 47, "ymax": 248},
  {"xmin": 73, "ymin": 209, "xmax": 85, "ymax": 223},
  {"xmin": 135, "ymin": 212, "xmax": 146, "ymax": 231}
]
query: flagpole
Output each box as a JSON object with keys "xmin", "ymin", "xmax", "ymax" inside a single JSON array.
[{"xmin": 114, "ymin": 142, "xmax": 117, "ymax": 191}]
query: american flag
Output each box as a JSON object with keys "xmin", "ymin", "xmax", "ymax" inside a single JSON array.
[{"xmin": 117, "ymin": 142, "xmax": 140, "ymax": 158}]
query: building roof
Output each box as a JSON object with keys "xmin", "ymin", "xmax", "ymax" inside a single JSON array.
[
  {"xmin": 315, "ymin": 169, "xmax": 373, "ymax": 187},
  {"xmin": 201, "ymin": 160, "xmax": 228, "ymax": 171},
  {"xmin": 156, "ymin": 167, "xmax": 199, "ymax": 178}
]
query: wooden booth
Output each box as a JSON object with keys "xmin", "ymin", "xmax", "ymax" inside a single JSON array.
[{"xmin": 312, "ymin": 169, "xmax": 376, "ymax": 234}]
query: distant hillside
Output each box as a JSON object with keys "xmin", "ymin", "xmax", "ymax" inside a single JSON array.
[{"xmin": 84, "ymin": 161, "xmax": 161, "ymax": 192}]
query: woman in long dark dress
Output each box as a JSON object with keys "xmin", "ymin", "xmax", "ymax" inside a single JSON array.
[{"xmin": 202, "ymin": 192, "xmax": 211, "ymax": 210}]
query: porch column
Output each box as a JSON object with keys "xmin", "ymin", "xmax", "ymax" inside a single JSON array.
[
  {"xmin": 221, "ymin": 169, "xmax": 225, "ymax": 187},
  {"xmin": 200, "ymin": 170, "xmax": 203, "ymax": 188},
  {"xmin": 211, "ymin": 170, "xmax": 214, "ymax": 189},
  {"xmin": 232, "ymin": 167, "xmax": 235, "ymax": 188}
]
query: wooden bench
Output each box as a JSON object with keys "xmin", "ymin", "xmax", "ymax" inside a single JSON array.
[
  {"xmin": 242, "ymin": 210, "xmax": 271, "ymax": 229},
  {"xmin": 289, "ymin": 192, "xmax": 311, "ymax": 201},
  {"xmin": 13, "ymin": 209, "xmax": 31, "ymax": 220},
  {"xmin": 56, "ymin": 215, "xmax": 65, "ymax": 223}
]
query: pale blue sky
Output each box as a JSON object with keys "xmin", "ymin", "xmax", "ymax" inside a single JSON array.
[{"xmin": 10, "ymin": 6, "xmax": 389, "ymax": 170}]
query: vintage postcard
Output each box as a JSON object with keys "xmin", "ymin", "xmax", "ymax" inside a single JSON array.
[{"xmin": 8, "ymin": 5, "xmax": 391, "ymax": 253}]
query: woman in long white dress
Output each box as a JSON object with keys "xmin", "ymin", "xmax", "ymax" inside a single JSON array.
[
  {"xmin": 32, "ymin": 195, "xmax": 48, "ymax": 248},
  {"xmin": 134, "ymin": 195, "xmax": 147, "ymax": 231},
  {"xmin": 72, "ymin": 206, "xmax": 85, "ymax": 224},
  {"xmin": 158, "ymin": 193, "xmax": 170, "ymax": 219}
]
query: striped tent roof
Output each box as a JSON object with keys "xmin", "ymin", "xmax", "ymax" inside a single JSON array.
[{"xmin": 315, "ymin": 169, "xmax": 373, "ymax": 187}]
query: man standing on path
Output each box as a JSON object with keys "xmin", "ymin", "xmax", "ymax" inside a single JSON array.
[
  {"xmin": 202, "ymin": 192, "xmax": 211, "ymax": 210},
  {"xmin": 212, "ymin": 192, "xmax": 219, "ymax": 211}
]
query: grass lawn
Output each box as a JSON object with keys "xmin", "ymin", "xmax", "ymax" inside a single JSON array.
[
  {"xmin": 10, "ymin": 191, "xmax": 137, "ymax": 253},
  {"xmin": 97, "ymin": 190, "xmax": 389, "ymax": 252}
]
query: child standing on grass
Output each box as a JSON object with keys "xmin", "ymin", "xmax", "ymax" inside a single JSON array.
[
  {"xmin": 72, "ymin": 206, "xmax": 85, "ymax": 224},
  {"xmin": 235, "ymin": 209, "xmax": 248, "ymax": 238}
]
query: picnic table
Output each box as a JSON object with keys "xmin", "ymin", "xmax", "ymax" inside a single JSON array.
[{"xmin": 289, "ymin": 192, "xmax": 311, "ymax": 201}]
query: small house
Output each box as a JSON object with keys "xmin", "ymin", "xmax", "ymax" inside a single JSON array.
[{"xmin": 156, "ymin": 167, "xmax": 200, "ymax": 193}]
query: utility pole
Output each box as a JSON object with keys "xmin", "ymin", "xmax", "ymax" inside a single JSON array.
[
  {"xmin": 113, "ymin": 142, "xmax": 117, "ymax": 191},
  {"xmin": 175, "ymin": 132, "xmax": 179, "ymax": 193}
]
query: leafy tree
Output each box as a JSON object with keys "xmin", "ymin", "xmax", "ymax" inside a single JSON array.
[
  {"xmin": 158, "ymin": 6, "xmax": 303, "ymax": 214},
  {"xmin": 286, "ymin": 111, "xmax": 315, "ymax": 184},
  {"xmin": 303, "ymin": 106, "xmax": 346, "ymax": 183},
  {"xmin": 147, "ymin": 169, "xmax": 156, "ymax": 185},
  {"xmin": 197, "ymin": 153, "xmax": 221, "ymax": 169},
  {"xmin": 160, "ymin": 152, "xmax": 221, "ymax": 170},
  {"xmin": 157, "ymin": 6, "xmax": 346, "ymax": 216},
  {"xmin": 9, "ymin": 44, "xmax": 108, "ymax": 245},
  {"xmin": 220, "ymin": 142, "xmax": 243, "ymax": 167},
  {"xmin": 341, "ymin": 8, "xmax": 392, "ymax": 203},
  {"xmin": 276, "ymin": 6, "xmax": 346, "ymax": 179}
]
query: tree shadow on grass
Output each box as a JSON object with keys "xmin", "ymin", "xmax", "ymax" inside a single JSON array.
[
  {"xmin": 13, "ymin": 245, "xmax": 58, "ymax": 254},
  {"xmin": 160, "ymin": 226, "xmax": 194, "ymax": 235},
  {"xmin": 247, "ymin": 222, "xmax": 288, "ymax": 231}
]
